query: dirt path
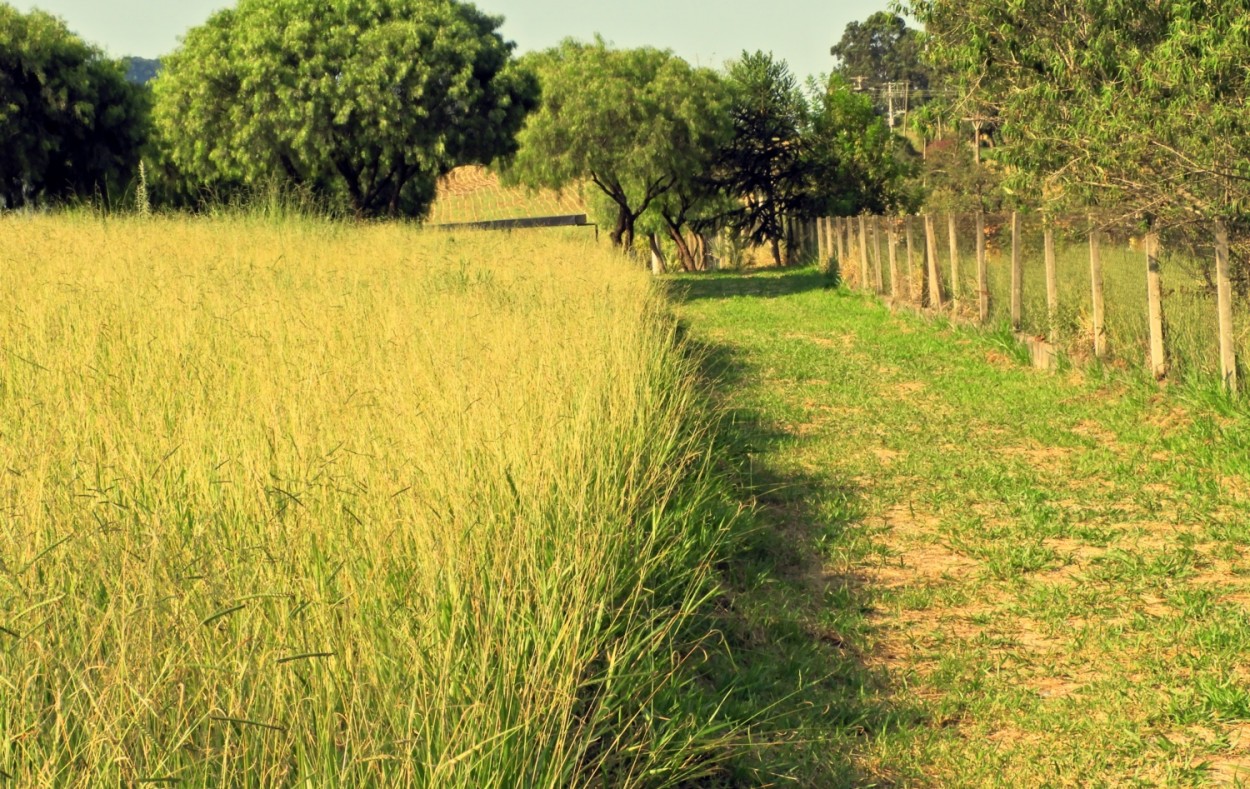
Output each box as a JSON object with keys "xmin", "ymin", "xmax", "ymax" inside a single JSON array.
[{"xmin": 673, "ymin": 268, "xmax": 1250, "ymax": 787}]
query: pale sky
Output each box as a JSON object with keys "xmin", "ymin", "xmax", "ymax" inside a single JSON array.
[{"xmin": 10, "ymin": 0, "xmax": 894, "ymax": 83}]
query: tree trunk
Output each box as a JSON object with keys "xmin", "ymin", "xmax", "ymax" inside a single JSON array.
[
  {"xmin": 665, "ymin": 221, "xmax": 697, "ymax": 271},
  {"xmin": 610, "ymin": 206, "xmax": 629, "ymax": 248},
  {"xmin": 770, "ymin": 235, "xmax": 783, "ymax": 267},
  {"xmin": 649, "ymin": 233, "xmax": 667, "ymax": 275}
]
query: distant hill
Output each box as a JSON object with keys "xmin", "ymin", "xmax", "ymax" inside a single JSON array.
[{"xmin": 123, "ymin": 57, "xmax": 161, "ymax": 85}]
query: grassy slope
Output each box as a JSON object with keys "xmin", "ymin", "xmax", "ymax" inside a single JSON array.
[{"xmin": 672, "ymin": 267, "xmax": 1250, "ymax": 787}]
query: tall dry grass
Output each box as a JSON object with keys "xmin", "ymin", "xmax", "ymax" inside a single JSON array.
[{"xmin": 0, "ymin": 214, "xmax": 738, "ymax": 786}]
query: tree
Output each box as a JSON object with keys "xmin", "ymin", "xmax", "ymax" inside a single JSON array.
[
  {"xmin": 909, "ymin": 0, "xmax": 1250, "ymax": 234},
  {"xmin": 715, "ymin": 51, "xmax": 811, "ymax": 267},
  {"xmin": 644, "ymin": 163, "xmax": 735, "ymax": 271},
  {"xmin": 916, "ymin": 130, "xmax": 1000, "ymax": 214},
  {"xmin": 638, "ymin": 77, "xmax": 733, "ymax": 270},
  {"xmin": 807, "ymin": 75, "xmax": 918, "ymax": 217},
  {"xmin": 505, "ymin": 40, "xmax": 729, "ymax": 251},
  {"xmin": 0, "ymin": 6, "xmax": 147, "ymax": 209},
  {"xmin": 830, "ymin": 12, "xmax": 930, "ymax": 93},
  {"xmin": 152, "ymin": 0, "xmax": 538, "ymax": 218}
]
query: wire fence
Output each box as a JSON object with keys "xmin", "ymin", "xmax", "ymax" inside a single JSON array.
[{"xmin": 789, "ymin": 212, "xmax": 1246, "ymax": 392}]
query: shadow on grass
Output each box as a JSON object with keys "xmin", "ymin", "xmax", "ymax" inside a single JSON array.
[
  {"xmin": 682, "ymin": 322, "xmax": 923, "ymax": 787},
  {"xmin": 665, "ymin": 266, "xmax": 838, "ymax": 304}
]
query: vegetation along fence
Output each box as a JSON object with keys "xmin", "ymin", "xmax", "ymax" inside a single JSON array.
[{"xmin": 789, "ymin": 212, "xmax": 1246, "ymax": 393}]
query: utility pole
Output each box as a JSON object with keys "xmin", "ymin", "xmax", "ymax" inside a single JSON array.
[{"xmin": 884, "ymin": 81, "xmax": 910, "ymax": 129}]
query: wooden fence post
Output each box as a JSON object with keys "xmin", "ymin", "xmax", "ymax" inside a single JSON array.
[
  {"xmin": 1011, "ymin": 211, "xmax": 1023, "ymax": 331},
  {"xmin": 888, "ymin": 218, "xmax": 900, "ymax": 301},
  {"xmin": 948, "ymin": 213, "xmax": 960, "ymax": 308},
  {"xmin": 859, "ymin": 214, "xmax": 871, "ymax": 290},
  {"xmin": 1090, "ymin": 221, "xmax": 1106, "ymax": 358},
  {"xmin": 850, "ymin": 218, "xmax": 859, "ymax": 285},
  {"xmin": 1215, "ymin": 220, "xmax": 1238, "ymax": 393},
  {"xmin": 835, "ymin": 218, "xmax": 845, "ymax": 268},
  {"xmin": 846, "ymin": 218, "xmax": 857, "ymax": 287},
  {"xmin": 976, "ymin": 211, "xmax": 989, "ymax": 323},
  {"xmin": 841, "ymin": 219, "xmax": 850, "ymax": 282},
  {"xmin": 872, "ymin": 216, "xmax": 884, "ymax": 293},
  {"xmin": 1044, "ymin": 218, "xmax": 1059, "ymax": 342},
  {"xmin": 906, "ymin": 216, "xmax": 918, "ymax": 306},
  {"xmin": 847, "ymin": 217, "xmax": 858, "ymax": 287},
  {"xmin": 1146, "ymin": 232, "xmax": 1167, "ymax": 379},
  {"xmin": 817, "ymin": 216, "xmax": 827, "ymax": 263},
  {"xmin": 925, "ymin": 213, "xmax": 943, "ymax": 309}
]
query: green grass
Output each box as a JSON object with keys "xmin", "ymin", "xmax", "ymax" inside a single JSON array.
[{"xmin": 669, "ymin": 265, "xmax": 1250, "ymax": 786}]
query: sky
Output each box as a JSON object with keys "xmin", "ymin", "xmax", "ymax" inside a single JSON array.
[{"xmin": 11, "ymin": 0, "xmax": 894, "ymax": 83}]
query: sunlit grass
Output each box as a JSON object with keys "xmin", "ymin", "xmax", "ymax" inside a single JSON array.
[
  {"xmin": 427, "ymin": 166, "xmax": 585, "ymax": 225},
  {"xmin": 669, "ymin": 266, "xmax": 1250, "ymax": 785},
  {"xmin": 0, "ymin": 214, "xmax": 738, "ymax": 786}
]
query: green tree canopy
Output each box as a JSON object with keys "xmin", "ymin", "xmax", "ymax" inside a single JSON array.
[
  {"xmin": 807, "ymin": 75, "xmax": 917, "ymax": 217},
  {"xmin": 0, "ymin": 5, "xmax": 147, "ymax": 209},
  {"xmin": 504, "ymin": 39, "xmax": 729, "ymax": 250},
  {"xmin": 152, "ymin": 0, "xmax": 537, "ymax": 218},
  {"xmin": 830, "ymin": 12, "xmax": 930, "ymax": 93},
  {"xmin": 910, "ymin": 0, "xmax": 1250, "ymax": 231}
]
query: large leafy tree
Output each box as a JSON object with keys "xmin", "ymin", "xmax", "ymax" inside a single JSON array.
[
  {"xmin": 715, "ymin": 51, "xmax": 812, "ymax": 267},
  {"xmin": 152, "ymin": 0, "xmax": 537, "ymax": 218},
  {"xmin": 505, "ymin": 40, "xmax": 729, "ymax": 250},
  {"xmin": 807, "ymin": 75, "xmax": 917, "ymax": 217},
  {"xmin": 636, "ymin": 75, "xmax": 733, "ymax": 269},
  {"xmin": 714, "ymin": 62, "xmax": 916, "ymax": 266},
  {"xmin": 642, "ymin": 159, "xmax": 735, "ymax": 271},
  {"xmin": 830, "ymin": 12, "xmax": 930, "ymax": 93},
  {"xmin": 0, "ymin": 5, "xmax": 147, "ymax": 209},
  {"xmin": 910, "ymin": 0, "xmax": 1250, "ymax": 233}
]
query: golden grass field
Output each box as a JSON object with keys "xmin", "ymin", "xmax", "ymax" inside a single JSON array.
[
  {"xmin": 427, "ymin": 166, "xmax": 585, "ymax": 225},
  {"xmin": 0, "ymin": 214, "xmax": 736, "ymax": 786}
]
